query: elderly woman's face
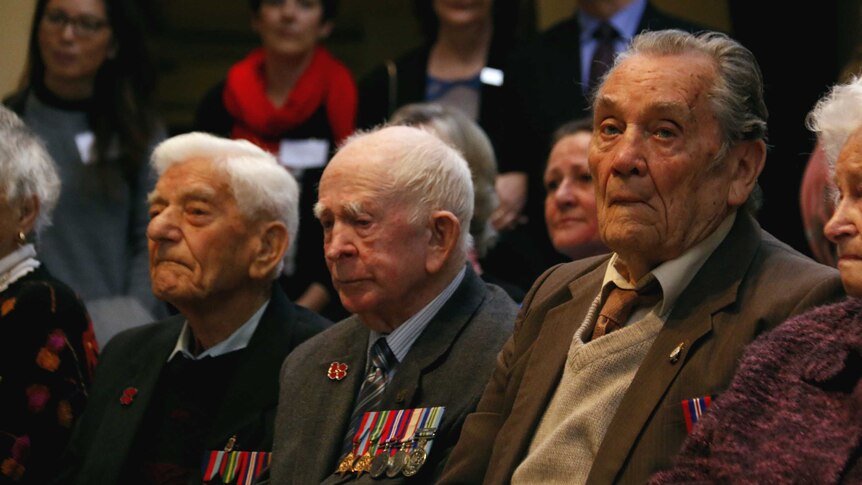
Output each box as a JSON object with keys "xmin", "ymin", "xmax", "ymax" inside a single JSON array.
[
  {"xmin": 253, "ymin": 0, "xmax": 331, "ymax": 60},
  {"xmin": 545, "ymin": 131, "xmax": 602, "ymax": 259},
  {"xmin": 825, "ymin": 128, "xmax": 862, "ymax": 297},
  {"xmin": 38, "ymin": 0, "xmax": 113, "ymax": 93}
]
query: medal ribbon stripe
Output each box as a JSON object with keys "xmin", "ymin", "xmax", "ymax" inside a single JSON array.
[
  {"xmin": 356, "ymin": 411, "xmax": 379, "ymax": 457},
  {"xmin": 202, "ymin": 450, "xmax": 223, "ymax": 481},
  {"xmin": 379, "ymin": 409, "xmax": 407, "ymax": 455},
  {"xmin": 419, "ymin": 407, "xmax": 446, "ymax": 455},
  {"xmin": 681, "ymin": 396, "xmax": 713, "ymax": 433},
  {"xmin": 391, "ymin": 409, "xmax": 413, "ymax": 454},
  {"xmin": 400, "ymin": 408, "xmax": 423, "ymax": 454}
]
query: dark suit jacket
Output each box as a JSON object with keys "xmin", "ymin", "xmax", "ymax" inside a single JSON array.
[
  {"xmin": 270, "ymin": 269, "xmax": 519, "ymax": 484},
  {"xmin": 439, "ymin": 213, "xmax": 844, "ymax": 485},
  {"xmin": 56, "ymin": 285, "xmax": 329, "ymax": 485}
]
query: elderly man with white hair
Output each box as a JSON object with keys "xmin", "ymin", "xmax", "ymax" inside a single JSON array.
[
  {"xmin": 57, "ymin": 132, "xmax": 330, "ymax": 485},
  {"xmin": 268, "ymin": 125, "xmax": 519, "ymax": 484}
]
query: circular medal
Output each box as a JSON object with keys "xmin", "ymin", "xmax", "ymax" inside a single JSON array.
[
  {"xmin": 369, "ymin": 452, "xmax": 392, "ymax": 478},
  {"xmin": 402, "ymin": 448, "xmax": 427, "ymax": 477},
  {"xmin": 386, "ymin": 450, "xmax": 409, "ymax": 477}
]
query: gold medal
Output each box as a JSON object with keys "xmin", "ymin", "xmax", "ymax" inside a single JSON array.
[
  {"xmin": 353, "ymin": 451, "xmax": 373, "ymax": 474},
  {"xmin": 336, "ymin": 451, "xmax": 356, "ymax": 475}
]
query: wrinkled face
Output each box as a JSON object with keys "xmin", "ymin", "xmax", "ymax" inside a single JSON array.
[
  {"xmin": 544, "ymin": 131, "xmax": 601, "ymax": 258},
  {"xmin": 316, "ymin": 147, "xmax": 433, "ymax": 332},
  {"xmin": 591, "ymin": 53, "xmax": 736, "ymax": 276},
  {"xmin": 433, "ymin": 0, "xmax": 493, "ymax": 27},
  {"xmin": 38, "ymin": 0, "xmax": 113, "ymax": 92},
  {"xmin": 253, "ymin": 0, "xmax": 330, "ymax": 59},
  {"xmin": 147, "ymin": 159, "xmax": 261, "ymax": 309},
  {"xmin": 825, "ymin": 128, "xmax": 862, "ymax": 297}
]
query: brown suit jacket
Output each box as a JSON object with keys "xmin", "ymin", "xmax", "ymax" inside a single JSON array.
[{"xmin": 438, "ymin": 213, "xmax": 844, "ymax": 485}]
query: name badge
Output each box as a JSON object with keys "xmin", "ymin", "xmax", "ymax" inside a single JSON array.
[
  {"xmin": 74, "ymin": 131, "xmax": 96, "ymax": 165},
  {"xmin": 278, "ymin": 138, "xmax": 330, "ymax": 170}
]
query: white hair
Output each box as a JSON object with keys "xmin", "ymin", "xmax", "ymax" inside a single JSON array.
[
  {"xmin": 151, "ymin": 131, "xmax": 300, "ymax": 254},
  {"xmin": 391, "ymin": 103, "xmax": 498, "ymax": 257},
  {"xmin": 339, "ymin": 126, "xmax": 474, "ymax": 253},
  {"xmin": 807, "ymin": 76, "xmax": 862, "ymax": 168},
  {"xmin": 0, "ymin": 106, "xmax": 61, "ymax": 233}
]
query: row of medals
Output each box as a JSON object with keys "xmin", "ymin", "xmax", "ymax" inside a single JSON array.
[{"xmin": 337, "ymin": 428, "xmax": 436, "ymax": 479}]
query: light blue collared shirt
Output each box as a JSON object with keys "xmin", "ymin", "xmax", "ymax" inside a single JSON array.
[
  {"xmin": 578, "ymin": 0, "xmax": 647, "ymax": 93},
  {"xmin": 367, "ymin": 267, "xmax": 467, "ymax": 378},
  {"xmin": 166, "ymin": 299, "xmax": 270, "ymax": 361}
]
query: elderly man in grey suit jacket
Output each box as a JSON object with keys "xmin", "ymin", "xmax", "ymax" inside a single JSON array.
[
  {"xmin": 438, "ymin": 30, "xmax": 844, "ymax": 485},
  {"xmin": 268, "ymin": 126, "xmax": 519, "ymax": 484},
  {"xmin": 56, "ymin": 133, "xmax": 330, "ymax": 485}
]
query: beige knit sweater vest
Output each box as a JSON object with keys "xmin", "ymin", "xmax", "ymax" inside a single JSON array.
[{"xmin": 512, "ymin": 309, "xmax": 664, "ymax": 485}]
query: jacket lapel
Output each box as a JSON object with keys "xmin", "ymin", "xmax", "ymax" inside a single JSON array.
[
  {"xmin": 81, "ymin": 319, "xmax": 180, "ymax": 482},
  {"xmin": 383, "ymin": 269, "xmax": 486, "ymax": 408},
  {"xmin": 300, "ymin": 318, "xmax": 368, "ymax": 483},
  {"xmin": 587, "ymin": 213, "xmax": 762, "ymax": 484},
  {"xmin": 493, "ymin": 259, "xmax": 608, "ymax": 481}
]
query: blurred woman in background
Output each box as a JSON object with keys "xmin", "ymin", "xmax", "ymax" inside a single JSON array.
[
  {"xmin": 5, "ymin": 0, "xmax": 163, "ymax": 344},
  {"xmin": 195, "ymin": 0, "xmax": 356, "ymax": 320},
  {"xmin": 0, "ymin": 105, "xmax": 96, "ymax": 485},
  {"xmin": 543, "ymin": 118, "xmax": 606, "ymax": 261}
]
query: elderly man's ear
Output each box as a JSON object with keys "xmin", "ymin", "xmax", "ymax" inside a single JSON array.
[
  {"xmin": 726, "ymin": 139, "xmax": 767, "ymax": 208},
  {"xmin": 425, "ymin": 211, "xmax": 462, "ymax": 274},
  {"xmin": 248, "ymin": 222, "xmax": 290, "ymax": 281}
]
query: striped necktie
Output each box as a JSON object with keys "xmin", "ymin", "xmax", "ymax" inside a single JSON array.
[{"xmin": 341, "ymin": 337, "xmax": 398, "ymax": 453}]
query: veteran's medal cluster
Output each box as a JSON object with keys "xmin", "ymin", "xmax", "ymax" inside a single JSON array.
[{"xmin": 337, "ymin": 407, "xmax": 445, "ymax": 479}]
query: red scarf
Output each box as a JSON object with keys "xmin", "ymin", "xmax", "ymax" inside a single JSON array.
[{"xmin": 222, "ymin": 46, "xmax": 357, "ymax": 154}]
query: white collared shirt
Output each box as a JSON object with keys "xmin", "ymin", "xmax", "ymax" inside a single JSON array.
[
  {"xmin": 166, "ymin": 299, "xmax": 270, "ymax": 362},
  {"xmin": 598, "ymin": 212, "xmax": 736, "ymax": 325},
  {"xmin": 367, "ymin": 267, "xmax": 467, "ymax": 376}
]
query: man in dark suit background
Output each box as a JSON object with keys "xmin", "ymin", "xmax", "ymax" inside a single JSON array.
[
  {"xmin": 268, "ymin": 126, "xmax": 519, "ymax": 484},
  {"xmin": 487, "ymin": 0, "xmax": 701, "ymax": 288},
  {"xmin": 439, "ymin": 30, "xmax": 843, "ymax": 485},
  {"xmin": 56, "ymin": 133, "xmax": 330, "ymax": 485}
]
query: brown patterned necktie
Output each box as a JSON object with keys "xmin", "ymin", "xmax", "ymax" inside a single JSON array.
[{"xmin": 591, "ymin": 281, "xmax": 660, "ymax": 341}]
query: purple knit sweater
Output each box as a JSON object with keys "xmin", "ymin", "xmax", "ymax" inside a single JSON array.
[{"xmin": 652, "ymin": 298, "xmax": 862, "ymax": 484}]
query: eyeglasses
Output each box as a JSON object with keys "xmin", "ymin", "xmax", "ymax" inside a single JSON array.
[{"xmin": 42, "ymin": 10, "xmax": 109, "ymax": 38}]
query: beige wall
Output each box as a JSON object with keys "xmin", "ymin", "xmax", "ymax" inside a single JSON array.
[{"xmin": 0, "ymin": 0, "xmax": 36, "ymax": 99}]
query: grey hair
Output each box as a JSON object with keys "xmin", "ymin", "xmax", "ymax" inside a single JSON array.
[
  {"xmin": 0, "ymin": 106, "xmax": 61, "ymax": 233},
  {"xmin": 806, "ymin": 76, "xmax": 862, "ymax": 168},
  {"xmin": 602, "ymin": 29, "xmax": 768, "ymax": 156},
  {"xmin": 390, "ymin": 103, "xmax": 497, "ymax": 257},
  {"xmin": 151, "ymin": 133, "xmax": 300, "ymax": 274},
  {"xmin": 599, "ymin": 29, "xmax": 767, "ymax": 212},
  {"xmin": 338, "ymin": 126, "xmax": 474, "ymax": 255}
]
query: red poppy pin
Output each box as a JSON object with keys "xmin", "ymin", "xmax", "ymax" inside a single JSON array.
[
  {"xmin": 120, "ymin": 387, "xmax": 138, "ymax": 406},
  {"xmin": 327, "ymin": 362, "xmax": 348, "ymax": 381}
]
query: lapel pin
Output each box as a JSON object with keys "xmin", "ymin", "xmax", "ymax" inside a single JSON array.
[
  {"xmin": 328, "ymin": 362, "xmax": 348, "ymax": 381},
  {"xmin": 120, "ymin": 387, "xmax": 138, "ymax": 406},
  {"xmin": 669, "ymin": 342, "xmax": 685, "ymax": 364}
]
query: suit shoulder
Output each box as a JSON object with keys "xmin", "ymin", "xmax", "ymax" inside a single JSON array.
[
  {"xmin": 284, "ymin": 318, "xmax": 362, "ymax": 365},
  {"xmin": 755, "ymin": 232, "xmax": 840, "ymax": 283},
  {"xmin": 101, "ymin": 317, "xmax": 181, "ymax": 358},
  {"xmin": 289, "ymin": 303, "xmax": 332, "ymax": 337}
]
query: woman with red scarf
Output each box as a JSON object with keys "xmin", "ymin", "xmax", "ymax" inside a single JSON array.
[{"xmin": 195, "ymin": 0, "xmax": 356, "ymax": 319}]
